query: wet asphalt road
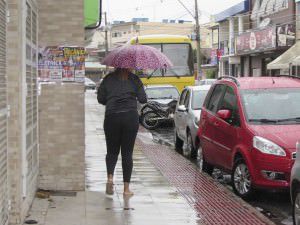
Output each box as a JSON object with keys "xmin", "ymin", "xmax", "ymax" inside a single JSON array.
[{"xmin": 149, "ymin": 124, "xmax": 293, "ymax": 225}]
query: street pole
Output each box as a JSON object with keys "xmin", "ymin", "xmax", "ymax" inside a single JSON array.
[
  {"xmin": 104, "ymin": 12, "xmax": 109, "ymax": 75},
  {"xmin": 194, "ymin": 0, "xmax": 202, "ymax": 80},
  {"xmin": 104, "ymin": 12, "xmax": 109, "ymax": 55}
]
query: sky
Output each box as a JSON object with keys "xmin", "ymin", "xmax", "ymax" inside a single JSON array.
[{"xmin": 103, "ymin": 0, "xmax": 244, "ymax": 24}]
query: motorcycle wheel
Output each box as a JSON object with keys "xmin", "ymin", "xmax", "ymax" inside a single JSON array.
[{"xmin": 141, "ymin": 111, "xmax": 160, "ymax": 130}]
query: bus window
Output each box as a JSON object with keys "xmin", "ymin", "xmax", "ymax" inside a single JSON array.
[
  {"xmin": 163, "ymin": 44, "xmax": 193, "ymax": 77},
  {"xmin": 142, "ymin": 43, "xmax": 193, "ymax": 78}
]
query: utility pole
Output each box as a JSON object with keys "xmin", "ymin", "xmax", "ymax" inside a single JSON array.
[
  {"xmin": 194, "ymin": 0, "xmax": 202, "ymax": 79},
  {"xmin": 177, "ymin": 0, "xmax": 202, "ymax": 79},
  {"xmin": 104, "ymin": 12, "xmax": 109, "ymax": 55}
]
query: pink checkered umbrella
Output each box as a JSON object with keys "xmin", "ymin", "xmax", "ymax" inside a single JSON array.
[{"xmin": 101, "ymin": 44, "xmax": 173, "ymax": 70}]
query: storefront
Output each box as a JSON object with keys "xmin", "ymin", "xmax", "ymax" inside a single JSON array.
[{"xmin": 236, "ymin": 24, "xmax": 295, "ymax": 76}]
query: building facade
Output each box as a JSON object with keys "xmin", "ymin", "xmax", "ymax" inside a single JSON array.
[
  {"xmin": 1, "ymin": 0, "xmax": 85, "ymax": 224},
  {"xmin": 0, "ymin": 1, "xmax": 8, "ymax": 225},
  {"xmin": 267, "ymin": 0, "xmax": 300, "ymax": 75},
  {"xmin": 213, "ymin": 0, "xmax": 296, "ymax": 77},
  {"xmin": 237, "ymin": 0, "xmax": 296, "ymax": 76},
  {"xmin": 213, "ymin": 0, "xmax": 250, "ymax": 77}
]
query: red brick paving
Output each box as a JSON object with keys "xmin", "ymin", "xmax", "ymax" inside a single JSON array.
[{"xmin": 136, "ymin": 128, "xmax": 275, "ymax": 225}]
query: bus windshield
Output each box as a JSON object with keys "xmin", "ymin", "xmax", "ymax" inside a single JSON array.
[{"xmin": 142, "ymin": 43, "xmax": 194, "ymax": 77}]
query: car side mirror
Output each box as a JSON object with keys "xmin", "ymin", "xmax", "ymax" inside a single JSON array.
[
  {"xmin": 217, "ymin": 109, "xmax": 231, "ymax": 120},
  {"xmin": 178, "ymin": 105, "xmax": 187, "ymax": 112}
]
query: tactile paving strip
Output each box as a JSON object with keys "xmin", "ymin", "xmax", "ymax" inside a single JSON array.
[{"xmin": 136, "ymin": 128, "xmax": 275, "ymax": 225}]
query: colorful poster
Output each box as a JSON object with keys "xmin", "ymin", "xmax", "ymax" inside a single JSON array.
[
  {"xmin": 50, "ymin": 69, "xmax": 63, "ymax": 82},
  {"xmin": 38, "ymin": 46, "xmax": 86, "ymax": 83},
  {"xmin": 75, "ymin": 70, "xmax": 85, "ymax": 82}
]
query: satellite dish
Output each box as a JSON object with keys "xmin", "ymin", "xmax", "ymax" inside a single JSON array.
[{"xmin": 259, "ymin": 18, "xmax": 271, "ymax": 28}]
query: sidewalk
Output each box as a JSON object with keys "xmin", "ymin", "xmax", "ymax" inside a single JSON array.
[{"xmin": 24, "ymin": 91, "xmax": 274, "ymax": 225}]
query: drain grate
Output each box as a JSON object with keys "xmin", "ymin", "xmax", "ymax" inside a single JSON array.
[{"xmin": 50, "ymin": 191, "xmax": 77, "ymax": 197}]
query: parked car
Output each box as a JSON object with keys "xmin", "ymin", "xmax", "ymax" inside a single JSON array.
[
  {"xmin": 291, "ymin": 142, "xmax": 300, "ymax": 225},
  {"xmin": 197, "ymin": 76, "xmax": 299, "ymax": 199},
  {"xmin": 85, "ymin": 77, "xmax": 96, "ymax": 90},
  {"xmin": 137, "ymin": 84, "xmax": 179, "ymax": 116},
  {"xmin": 174, "ymin": 85, "xmax": 211, "ymax": 158},
  {"xmin": 195, "ymin": 79, "xmax": 217, "ymax": 86}
]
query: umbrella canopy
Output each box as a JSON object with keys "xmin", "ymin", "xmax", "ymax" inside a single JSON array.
[{"xmin": 101, "ymin": 44, "xmax": 173, "ymax": 70}]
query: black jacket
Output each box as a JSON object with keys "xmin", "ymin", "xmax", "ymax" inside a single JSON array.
[{"xmin": 97, "ymin": 72, "xmax": 147, "ymax": 115}]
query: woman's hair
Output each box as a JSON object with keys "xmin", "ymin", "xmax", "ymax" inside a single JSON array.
[{"xmin": 115, "ymin": 68, "xmax": 130, "ymax": 80}]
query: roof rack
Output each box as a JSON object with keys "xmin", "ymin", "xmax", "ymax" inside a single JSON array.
[
  {"xmin": 273, "ymin": 75, "xmax": 300, "ymax": 80},
  {"xmin": 217, "ymin": 76, "xmax": 240, "ymax": 86}
]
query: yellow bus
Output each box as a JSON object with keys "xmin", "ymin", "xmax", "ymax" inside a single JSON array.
[{"xmin": 129, "ymin": 35, "xmax": 195, "ymax": 92}]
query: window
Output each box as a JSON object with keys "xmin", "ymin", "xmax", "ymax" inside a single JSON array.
[
  {"xmin": 219, "ymin": 86, "xmax": 240, "ymax": 126},
  {"xmin": 206, "ymin": 85, "xmax": 226, "ymax": 113},
  {"xmin": 179, "ymin": 89, "xmax": 188, "ymax": 105},
  {"xmin": 242, "ymin": 88, "xmax": 300, "ymax": 124},
  {"xmin": 142, "ymin": 43, "xmax": 194, "ymax": 77},
  {"xmin": 192, "ymin": 90, "xmax": 209, "ymax": 110},
  {"xmin": 145, "ymin": 87, "xmax": 179, "ymax": 100},
  {"xmin": 184, "ymin": 90, "xmax": 190, "ymax": 108}
]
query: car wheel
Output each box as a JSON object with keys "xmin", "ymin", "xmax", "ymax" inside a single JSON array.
[
  {"xmin": 232, "ymin": 158, "xmax": 253, "ymax": 199},
  {"xmin": 141, "ymin": 111, "xmax": 160, "ymax": 130},
  {"xmin": 198, "ymin": 144, "xmax": 214, "ymax": 175},
  {"xmin": 174, "ymin": 129, "xmax": 183, "ymax": 154},
  {"xmin": 185, "ymin": 131, "xmax": 197, "ymax": 159},
  {"xmin": 293, "ymin": 190, "xmax": 300, "ymax": 225}
]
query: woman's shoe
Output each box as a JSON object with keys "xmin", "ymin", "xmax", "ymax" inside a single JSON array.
[{"xmin": 106, "ymin": 182, "xmax": 114, "ymax": 195}]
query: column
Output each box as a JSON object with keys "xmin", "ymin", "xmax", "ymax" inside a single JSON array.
[
  {"xmin": 229, "ymin": 17, "xmax": 235, "ymax": 55},
  {"xmin": 238, "ymin": 15, "xmax": 244, "ymax": 34}
]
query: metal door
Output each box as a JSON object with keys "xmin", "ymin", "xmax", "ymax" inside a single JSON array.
[
  {"xmin": 22, "ymin": 0, "xmax": 38, "ymax": 197},
  {"xmin": 0, "ymin": 0, "xmax": 9, "ymax": 224}
]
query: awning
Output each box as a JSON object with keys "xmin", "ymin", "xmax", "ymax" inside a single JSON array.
[
  {"xmin": 292, "ymin": 56, "xmax": 300, "ymax": 66},
  {"xmin": 267, "ymin": 42, "xmax": 300, "ymax": 70}
]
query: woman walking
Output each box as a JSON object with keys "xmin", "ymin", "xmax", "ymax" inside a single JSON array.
[{"xmin": 97, "ymin": 68, "xmax": 147, "ymax": 196}]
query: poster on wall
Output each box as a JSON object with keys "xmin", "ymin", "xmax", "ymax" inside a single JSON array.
[{"xmin": 38, "ymin": 46, "xmax": 86, "ymax": 83}]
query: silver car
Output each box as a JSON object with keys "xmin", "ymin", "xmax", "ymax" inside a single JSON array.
[
  {"xmin": 174, "ymin": 85, "xmax": 211, "ymax": 158},
  {"xmin": 291, "ymin": 142, "xmax": 300, "ymax": 225},
  {"xmin": 137, "ymin": 84, "xmax": 179, "ymax": 116}
]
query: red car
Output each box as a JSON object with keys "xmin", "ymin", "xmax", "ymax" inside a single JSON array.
[{"xmin": 197, "ymin": 76, "xmax": 300, "ymax": 199}]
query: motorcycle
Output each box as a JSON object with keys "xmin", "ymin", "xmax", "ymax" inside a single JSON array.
[{"xmin": 140, "ymin": 99, "xmax": 177, "ymax": 130}]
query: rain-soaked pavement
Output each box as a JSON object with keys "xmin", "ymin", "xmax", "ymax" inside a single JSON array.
[
  {"xmin": 85, "ymin": 90, "xmax": 273, "ymax": 225},
  {"xmin": 149, "ymin": 125, "xmax": 293, "ymax": 225}
]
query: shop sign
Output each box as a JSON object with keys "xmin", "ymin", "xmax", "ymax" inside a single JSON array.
[
  {"xmin": 38, "ymin": 46, "xmax": 86, "ymax": 82},
  {"xmin": 236, "ymin": 27, "xmax": 276, "ymax": 54}
]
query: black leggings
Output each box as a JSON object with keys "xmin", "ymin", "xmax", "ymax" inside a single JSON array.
[{"xmin": 104, "ymin": 111, "xmax": 139, "ymax": 183}]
